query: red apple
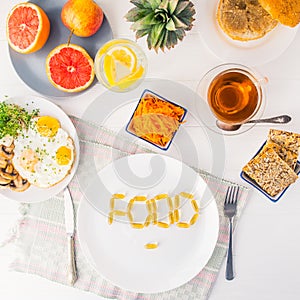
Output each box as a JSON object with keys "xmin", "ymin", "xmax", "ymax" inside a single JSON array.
[{"xmin": 61, "ymin": 0, "xmax": 104, "ymax": 37}]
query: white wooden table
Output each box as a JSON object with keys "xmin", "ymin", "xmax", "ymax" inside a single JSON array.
[{"xmin": 1, "ymin": 1, "xmax": 300, "ymax": 299}]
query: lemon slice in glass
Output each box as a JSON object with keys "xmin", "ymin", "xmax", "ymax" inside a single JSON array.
[
  {"xmin": 95, "ymin": 39, "xmax": 147, "ymax": 92},
  {"xmin": 108, "ymin": 46, "xmax": 137, "ymax": 73}
]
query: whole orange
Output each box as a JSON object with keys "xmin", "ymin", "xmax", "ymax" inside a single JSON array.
[{"xmin": 61, "ymin": 0, "xmax": 103, "ymax": 37}]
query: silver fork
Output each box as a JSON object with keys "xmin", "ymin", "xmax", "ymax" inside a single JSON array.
[{"xmin": 224, "ymin": 185, "xmax": 239, "ymax": 280}]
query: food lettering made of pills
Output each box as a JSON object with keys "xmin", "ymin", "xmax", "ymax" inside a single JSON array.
[{"xmin": 108, "ymin": 192, "xmax": 200, "ymax": 229}]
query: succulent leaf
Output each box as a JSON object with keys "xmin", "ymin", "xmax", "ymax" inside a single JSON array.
[
  {"xmin": 130, "ymin": 0, "xmax": 149, "ymax": 9},
  {"xmin": 130, "ymin": 12, "xmax": 157, "ymax": 30},
  {"xmin": 125, "ymin": 0, "xmax": 195, "ymax": 52},
  {"xmin": 174, "ymin": 1, "xmax": 190, "ymax": 14},
  {"xmin": 154, "ymin": 9, "xmax": 169, "ymax": 23},
  {"xmin": 155, "ymin": 30, "xmax": 166, "ymax": 51},
  {"xmin": 159, "ymin": 0, "xmax": 169, "ymax": 10},
  {"xmin": 172, "ymin": 15, "xmax": 188, "ymax": 29},
  {"xmin": 125, "ymin": 7, "xmax": 151, "ymax": 22},
  {"xmin": 148, "ymin": 23, "xmax": 166, "ymax": 50},
  {"xmin": 136, "ymin": 28, "xmax": 150, "ymax": 39},
  {"xmin": 168, "ymin": 0, "xmax": 179, "ymax": 14},
  {"xmin": 148, "ymin": 0, "xmax": 162, "ymax": 10},
  {"xmin": 166, "ymin": 18, "xmax": 176, "ymax": 31},
  {"xmin": 166, "ymin": 30, "xmax": 177, "ymax": 49},
  {"xmin": 175, "ymin": 28, "xmax": 185, "ymax": 41}
]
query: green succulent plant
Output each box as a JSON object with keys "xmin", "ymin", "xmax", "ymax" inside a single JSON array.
[{"xmin": 125, "ymin": 0, "xmax": 196, "ymax": 52}]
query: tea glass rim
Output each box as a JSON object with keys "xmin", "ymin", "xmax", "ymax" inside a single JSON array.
[{"xmin": 198, "ymin": 63, "xmax": 266, "ymax": 126}]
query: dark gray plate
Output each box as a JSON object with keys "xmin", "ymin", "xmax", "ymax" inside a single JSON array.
[{"xmin": 8, "ymin": 0, "xmax": 113, "ymax": 97}]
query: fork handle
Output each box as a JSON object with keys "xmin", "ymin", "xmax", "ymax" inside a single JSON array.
[{"xmin": 226, "ymin": 219, "xmax": 234, "ymax": 280}]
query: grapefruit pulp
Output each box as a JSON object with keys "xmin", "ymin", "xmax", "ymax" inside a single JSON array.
[
  {"xmin": 6, "ymin": 3, "xmax": 50, "ymax": 54},
  {"xmin": 46, "ymin": 44, "xmax": 95, "ymax": 93}
]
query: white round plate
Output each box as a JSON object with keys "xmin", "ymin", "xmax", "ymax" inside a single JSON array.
[
  {"xmin": 77, "ymin": 153, "xmax": 219, "ymax": 293},
  {"xmin": 198, "ymin": 0, "xmax": 299, "ymax": 65},
  {"xmin": 0, "ymin": 96, "xmax": 80, "ymax": 203}
]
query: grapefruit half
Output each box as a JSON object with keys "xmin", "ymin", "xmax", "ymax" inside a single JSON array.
[
  {"xmin": 6, "ymin": 3, "xmax": 50, "ymax": 54},
  {"xmin": 46, "ymin": 44, "xmax": 95, "ymax": 93}
]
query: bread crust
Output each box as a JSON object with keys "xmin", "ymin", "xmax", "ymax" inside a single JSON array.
[
  {"xmin": 258, "ymin": 0, "xmax": 300, "ymax": 27},
  {"xmin": 217, "ymin": 0, "xmax": 278, "ymax": 41}
]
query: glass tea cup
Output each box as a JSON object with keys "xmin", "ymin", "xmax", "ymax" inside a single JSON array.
[
  {"xmin": 197, "ymin": 63, "xmax": 267, "ymax": 132},
  {"xmin": 94, "ymin": 39, "xmax": 147, "ymax": 93}
]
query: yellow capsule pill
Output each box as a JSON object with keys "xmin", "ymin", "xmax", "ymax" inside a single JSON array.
[
  {"xmin": 176, "ymin": 222, "xmax": 190, "ymax": 228},
  {"xmin": 109, "ymin": 198, "xmax": 115, "ymax": 210},
  {"xmin": 189, "ymin": 213, "xmax": 199, "ymax": 225},
  {"xmin": 155, "ymin": 194, "xmax": 168, "ymax": 200},
  {"xmin": 131, "ymin": 223, "xmax": 144, "ymax": 229},
  {"xmin": 152, "ymin": 212, "xmax": 158, "ymax": 225},
  {"xmin": 144, "ymin": 215, "xmax": 152, "ymax": 227},
  {"xmin": 180, "ymin": 192, "xmax": 194, "ymax": 199},
  {"xmin": 113, "ymin": 210, "xmax": 127, "ymax": 216},
  {"xmin": 167, "ymin": 197, "xmax": 173, "ymax": 210},
  {"xmin": 108, "ymin": 211, "xmax": 114, "ymax": 225},
  {"xmin": 144, "ymin": 242, "xmax": 158, "ymax": 249},
  {"xmin": 174, "ymin": 209, "xmax": 180, "ymax": 222},
  {"xmin": 151, "ymin": 199, "xmax": 157, "ymax": 212},
  {"xmin": 146, "ymin": 200, "xmax": 153, "ymax": 213},
  {"xmin": 134, "ymin": 196, "xmax": 147, "ymax": 201},
  {"xmin": 128, "ymin": 212, "xmax": 134, "ymax": 223},
  {"xmin": 112, "ymin": 193, "xmax": 125, "ymax": 199},
  {"xmin": 169, "ymin": 211, "xmax": 174, "ymax": 224},
  {"xmin": 127, "ymin": 199, "xmax": 135, "ymax": 211},
  {"xmin": 157, "ymin": 221, "xmax": 170, "ymax": 228},
  {"xmin": 191, "ymin": 199, "xmax": 200, "ymax": 212},
  {"xmin": 174, "ymin": 195, "xmax": 180, "ymax": 208}
]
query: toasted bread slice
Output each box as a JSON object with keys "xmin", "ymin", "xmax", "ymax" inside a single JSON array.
[
  {"xmin": 258, "ymin": 0, "xmax": 300, "ymax": 27},
  {"xmin": 217, "ymin": 0, "xmax": 278, "ymax": 41},
  {"xmin": 242, "ymin": 147, "xmax": 298, "ymax": 197}
]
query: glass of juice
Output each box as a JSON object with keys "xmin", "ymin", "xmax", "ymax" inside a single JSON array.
[
  {"xmin": 197, "ymin": 63, "xmax": 267, "ymax": 133},
  {"xmin": 94, "ymin": 39, "xmax": 147, "ymax": 93}
]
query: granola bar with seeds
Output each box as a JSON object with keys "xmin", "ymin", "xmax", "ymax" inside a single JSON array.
[
  {"xmin": 268, "ymin": 129, "xmax": 300, "ymax": 154},
  {"xmin": 262, "ymin": 140, "xmax": 298, "ymax": 170},
  {"xmin": 242, "ymin": 147, "xmax": 298, "ymax": 197}
]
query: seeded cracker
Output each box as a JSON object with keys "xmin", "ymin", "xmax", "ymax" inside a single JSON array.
[
  {"xmin": 261, "ymin": 140, "xmax": 298, "ymax": 170},
  {"xmin": 242, "ymin": 147, "xmax": 298, "ymax": 197},
  {"xmin": 268, "ymin": 129, "xmax": 300, "ymax": 154}
]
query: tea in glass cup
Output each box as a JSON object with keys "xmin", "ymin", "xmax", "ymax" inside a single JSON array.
[
  {"xmin": 94, "ymin": 39, "xmax": 147, "ymax": 93},
  {"xmin": 197, "ymin": 63, "xmax": 266, "ymax": 131}
]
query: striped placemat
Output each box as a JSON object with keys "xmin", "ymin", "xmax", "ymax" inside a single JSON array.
[{"xmin": 7, "ymin": 116, "xmax": 249, "ymax": 300}]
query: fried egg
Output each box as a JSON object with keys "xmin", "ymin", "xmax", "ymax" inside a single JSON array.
[{"xmin": 12, "ymin": 116, "xmax": 75, "ymax": 188}]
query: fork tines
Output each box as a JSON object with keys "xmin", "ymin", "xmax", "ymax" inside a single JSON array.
[{"xmin": 224, "ymin": 185, "xmax": 239, "ymax": 205}]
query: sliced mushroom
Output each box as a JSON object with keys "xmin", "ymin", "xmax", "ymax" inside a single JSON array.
[
  {"xmin": 10, "ymin": 175, "xmax": 30, "ymax": 192},
  {"xmin": 0, "ymin": 164, "xmax": 18, "ymax": 180},
  {"xmin": 0, "ymin": 145, "xmax": 14, "ymax": 159},
  {"xmin": 0, "ymin": 136, "xmax": 14, "ymax": 148},
  {"xmin": 0, "ymin": 182, "xmax": 10, "ymax": 189},
  {"xmin": 3, "ymin": 143, "xmax": 15, "ymax": 154},
  {"xmin": 0, "ymin": 156, "xmax": 8, "ymax": 169},
  {"xmin": 0, "ymin": 174, "xmax": 11, "ymax": 185}
]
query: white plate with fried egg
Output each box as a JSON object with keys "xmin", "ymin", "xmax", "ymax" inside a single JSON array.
[{"xmin": 0, "ymin": 96, "xmax": 79, "ymax": 202}]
